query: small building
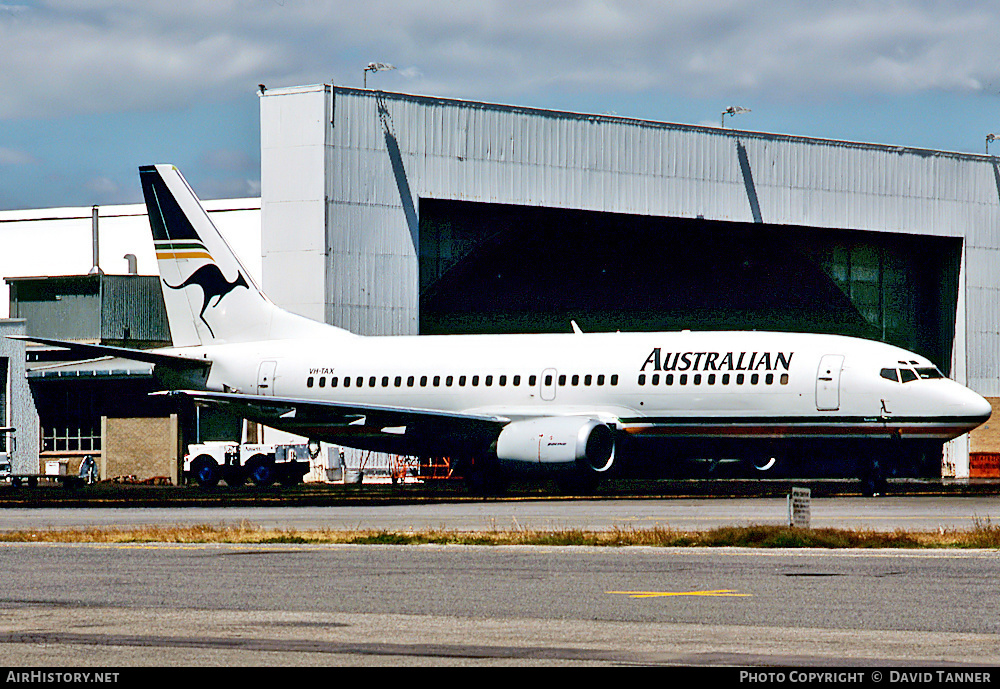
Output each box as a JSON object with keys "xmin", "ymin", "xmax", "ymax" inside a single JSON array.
[{"xmin": 0, "ymin": 200, "xmax": 259, "ymax": 481}]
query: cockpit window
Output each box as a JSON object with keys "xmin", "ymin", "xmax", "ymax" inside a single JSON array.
[{"xmin": 882, "ymin": 365, "xmax": 945, "ymax": 383}]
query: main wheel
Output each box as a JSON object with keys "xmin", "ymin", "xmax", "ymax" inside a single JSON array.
[{"xmin": 463, "ymin": 460, "xmax": 508, "ymax": 496}]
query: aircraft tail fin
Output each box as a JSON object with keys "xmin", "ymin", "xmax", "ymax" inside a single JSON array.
[{"xmin": 139, "ymin": 164, "xmax": 344, "ymax": 347}]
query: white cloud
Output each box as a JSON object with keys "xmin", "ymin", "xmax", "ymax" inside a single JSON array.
[
  {"xmin": 0, "ymin": 147, "xmax": 36, "ymax": 165},
  {"xmin": 1, "ymin": 1, "xmax": 999, "ymax": 119},
  {"xmin": 84, "ymin": 175, "xmax": 118, "ymax": 196}
]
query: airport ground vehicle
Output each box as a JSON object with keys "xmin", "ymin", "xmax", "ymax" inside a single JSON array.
[
  {"xmin": 5, "ymin": 458, "xmax": 89, "ymax": 489},
  {"xmin": 184, "ymin": 441, "xmax": 312, "ymax": 488}
]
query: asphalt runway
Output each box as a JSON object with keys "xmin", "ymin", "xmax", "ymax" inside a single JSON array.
[
  {"xmin": 2, "ymin": 495, "xmax": 999, "ymax": 668},
  {"xmin": 0, "ymin": 495, "xmax": 999, "ymax": 533},
  {"xmin": 0, "ymin": 542, "xmax": 998, "ymax": 667}
]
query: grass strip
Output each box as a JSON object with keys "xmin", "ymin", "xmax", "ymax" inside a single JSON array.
[{"xmin": 2, "ymin": 518, "xmax": 1000, "ymax": 548}]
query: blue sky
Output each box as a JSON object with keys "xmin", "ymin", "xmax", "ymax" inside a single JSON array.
[{"xmin": 2, "ymin": 1, "xmax": 1000, "ymax": 210}]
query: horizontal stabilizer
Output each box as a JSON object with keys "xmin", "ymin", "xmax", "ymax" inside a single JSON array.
[{"xmin": 7, "ymin": 335, "xmax": 211, "ymax": 372}]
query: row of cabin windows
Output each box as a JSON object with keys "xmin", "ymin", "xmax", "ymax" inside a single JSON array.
[
  {"xmin": 638, "ymin": 372, "xmax": 790, "ymax": 386},
  {"xmin": 305, "ymin": 373, "xmax": 622, "ymax": 389}
]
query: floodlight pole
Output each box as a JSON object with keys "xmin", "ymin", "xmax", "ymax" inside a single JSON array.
[
  {"xmin": 721, "ymin": 106, "xmax": 751, "ymax": 128},
  {"xmin": 987, "ymin": 133, "xmax": 999, "ymax": 155},
  {"xmin": 364, "ymin": 62, "xmax": 396, "ymax": 88}
]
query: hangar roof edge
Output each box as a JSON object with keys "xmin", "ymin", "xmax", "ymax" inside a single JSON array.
[
  {"xmin": 261, "ymin": 83, "xmax": 995, "ymax": 165},
  {"xmin": 0, "ymin": 198, "xmax": 260, "ymax": 222}
]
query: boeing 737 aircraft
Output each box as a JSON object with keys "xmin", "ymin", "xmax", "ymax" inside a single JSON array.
[{"xmin": 15, "ymin": 165, "xmax": 993, "ymax": 494}]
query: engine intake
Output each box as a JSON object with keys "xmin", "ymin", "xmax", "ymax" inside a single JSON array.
[{"xmin": 495, "ymin": 417, "xmax": 615, "ymax": 473}]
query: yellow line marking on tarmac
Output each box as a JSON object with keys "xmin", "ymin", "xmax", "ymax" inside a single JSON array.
[{"xmin": 608, "ymin": 589, "xmax": 752, "ymax": 599}]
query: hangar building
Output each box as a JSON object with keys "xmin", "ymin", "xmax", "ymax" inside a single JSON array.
[{"xmin": 259, "ymin": 84, "xmax": 1000, "ymax": 477}]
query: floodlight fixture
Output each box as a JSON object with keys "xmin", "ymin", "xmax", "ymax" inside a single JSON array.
[
  {"xmin": 364, "ymin": 62, "xmax": 396, "ymax": 88},
  {"xmin": 987, "ymin": 133, "xmax": 999, "ymax": 154},
  {"xmin": 721, "ymin": 106, "xmax": 751, "ymax": 128}
]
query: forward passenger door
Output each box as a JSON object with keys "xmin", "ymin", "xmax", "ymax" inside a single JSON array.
[{"xmin": 815, "ymin": 355, "xmax": 844, "ymax": 411}]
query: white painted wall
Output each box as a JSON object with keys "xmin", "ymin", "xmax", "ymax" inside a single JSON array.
[{"xmin": 0, "ymin": 199, "xmax": 261, "ymax": 318}]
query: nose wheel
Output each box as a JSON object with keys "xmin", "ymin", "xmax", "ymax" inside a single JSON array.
[{"xmin": 860, "ymin": 458, "xmax": 887, "ymax": 497}]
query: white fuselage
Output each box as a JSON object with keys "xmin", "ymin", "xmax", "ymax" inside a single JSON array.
[{"xmin": 183, "ymin": 329, "xmax": 990, "ymax": 447}]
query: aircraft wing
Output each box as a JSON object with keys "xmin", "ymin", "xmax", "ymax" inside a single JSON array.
[{"xmin": 159, "ymin": 389, "xmax": 510, "ymax": 451}]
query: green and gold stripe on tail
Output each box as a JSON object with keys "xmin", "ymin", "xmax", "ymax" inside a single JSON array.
[{"xmin": 155, "ymin": 239, "xmax": 213, "ymax": 261}]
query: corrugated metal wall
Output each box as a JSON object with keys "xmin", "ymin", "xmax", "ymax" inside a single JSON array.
[
  {"xmin": 260, "ymin": 85, "xmax": 1000, "ymax": 395},
  {"xmin": 9, "ymin": 275, "xmax": 170, "ymax": 346},
  {"xmin": 100, "ymin": 275, "xmax": 170, "ymax": 345}
]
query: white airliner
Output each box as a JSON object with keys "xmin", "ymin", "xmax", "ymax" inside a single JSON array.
[{"xmin": 16, "ymin": 165, "xmax": 993, "ymax": 493}]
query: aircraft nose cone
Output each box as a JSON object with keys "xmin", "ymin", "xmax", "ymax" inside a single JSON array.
[{"xmin": 968, "ymin": 392, "xmax": 993, "ymax": 423}]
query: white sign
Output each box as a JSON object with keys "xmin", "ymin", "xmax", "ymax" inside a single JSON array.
[{"xmin": 788, "ymin": 487, "xmax": 811, "ymax": 528}]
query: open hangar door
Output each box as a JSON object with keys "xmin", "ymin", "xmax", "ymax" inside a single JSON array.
[{"xmin": 418, "ymin": 199, "xmax": 963, "ymax": 479}]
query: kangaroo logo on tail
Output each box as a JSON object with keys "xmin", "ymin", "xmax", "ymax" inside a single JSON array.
[{"xmin": 164, "ymin": 264, "xmax": 249, "ymax": 337}]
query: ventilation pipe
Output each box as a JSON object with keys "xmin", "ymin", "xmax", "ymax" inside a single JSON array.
[
  {"xmin": 88, "ymin": 206, "xmax": 103, "ymax": 275},
  {"xmin": 123, "ymin": 253, "xmax": 137, "ymax": 275}
]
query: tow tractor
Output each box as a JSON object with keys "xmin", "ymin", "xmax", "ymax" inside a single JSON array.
[{"xmin": 184, "ymin": 440, "xmax": 313, "ymax": 488}]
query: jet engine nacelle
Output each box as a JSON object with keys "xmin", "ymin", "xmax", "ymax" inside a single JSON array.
[{"xmin": 495, "ymin": 417, "xmax": 615, "ymax": 473}]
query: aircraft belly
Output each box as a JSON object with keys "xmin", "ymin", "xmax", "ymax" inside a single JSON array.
[{"xmin": 621, "ymin": 416, "xmax": 979, "ymax": 441}]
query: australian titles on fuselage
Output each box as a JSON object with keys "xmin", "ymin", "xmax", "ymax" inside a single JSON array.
[{"xmin": 640, "ymin": 348, "xmax": 793, "ymax": 374}]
